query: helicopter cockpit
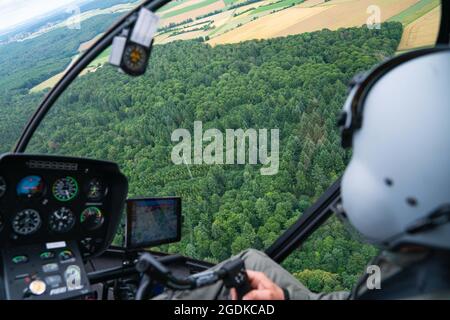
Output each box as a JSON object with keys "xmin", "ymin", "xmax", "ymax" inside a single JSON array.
[{"xmin": 0, "ymin": 0, "xmax": 448, "ymax": 300}]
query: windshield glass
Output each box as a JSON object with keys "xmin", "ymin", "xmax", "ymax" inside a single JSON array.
[
  {"xmin": 2, "ymin": 0, "xmax": 442, "ymax": 285},
  {"xmin": 0, "ymin": 0, "xmax": 142, "ymax": 153}
]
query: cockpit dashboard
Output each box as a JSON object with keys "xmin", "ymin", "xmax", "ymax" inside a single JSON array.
[{"xmin": 0, "ymin": 153, "xmax": 128, "ymax": 299}]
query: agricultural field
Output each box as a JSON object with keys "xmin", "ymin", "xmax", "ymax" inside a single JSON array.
[
  {"xmin": 251, "ymin": 0, "xmax": 304, "ymax": 14},
  {"xmin": 78, "ymin": 33, "xmax": 105, "ymax": 52},
  {"xmin": 207, "ymin": 5, "xmax": 329, "ymax": 45},
  {"xmin": 207, "ymin": 0, "xmax": 420, "ymax": 45},
  {"xmin": 162, "ymin": 0, "xmax": 220, "ymax": 18},
  {"xmin": 148, "ymin": 0, "xmax": 441, "ymax": 48},
  {"xmin": 389, "ymin": 0, "xmax": 441, "ymax": 51},
  {"xmin": 396, "ymin": 5, "xmax": 440, "ymax": 51},
  {"xmin": 30, "ymin": 0, "xmax": 443, "ymax": 92},
  {"xmin": 30, "ymin": 54, "xmax": 80, "ymax": 93},
  {"xmin": 30, "ymin": 35, "xmax": 111, "ymax": 93},
  {"xmin": 389, "ymin": 0, "xmax": 440, "ymax": 25},
  {"xmin": 159, "ymin": 0, "xmax": 227, "ymax": 25},
  {"xmin": 151, "ymin": 0, "xmax": 441, "ymax": 51}
]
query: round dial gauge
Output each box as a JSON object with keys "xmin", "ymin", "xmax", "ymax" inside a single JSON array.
[
  {"xmin": 49, "ymin": 207, "xmax": 75, "ymax": 233},
  {"xmin": 0, "ymin": 176, "xmax": 6, "ymax": 198},
  {"xmin": 122, "ymin": 43, "xmax": 148, "ymax": 75},
  {"xmin": 17, "ymin": 176, "xmax": 45, "ymax": 199},
  {"xmin": 53, "ymin": 177, "xmax": 78, "ymax": 202},
  {"xmin": 87, "ymin": 179, "xmax": 107, "ymax": 201},
  {"xmin": 80, "ymin": 207, "xmax": 104, "ymax": 231},
  {"xmin": 12, "ymin": 209, "xmax": 41, "ymax": 235}
]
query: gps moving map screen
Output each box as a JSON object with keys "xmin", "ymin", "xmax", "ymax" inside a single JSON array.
[{"xmin": 126, "ymin": 197, "xmax": 181, "ymax": 249}]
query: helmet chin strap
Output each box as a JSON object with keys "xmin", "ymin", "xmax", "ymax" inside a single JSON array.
[{"xmin": 383, "ymin": 204, "xmax": 450, "ymax": 248}]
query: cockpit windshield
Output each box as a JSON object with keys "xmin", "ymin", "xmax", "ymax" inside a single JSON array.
[{"xmin": 0, "ymin": 0, "xmax": 443, "ymax": 291}]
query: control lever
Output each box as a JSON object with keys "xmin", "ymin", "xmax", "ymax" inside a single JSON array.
[
  {"xmin": 217, "ymin": 258, "xmax": 252, "ymax": 300},
  {"xmin": 135, "ymin": 253, "xmax": 251, "ymax": 300}
]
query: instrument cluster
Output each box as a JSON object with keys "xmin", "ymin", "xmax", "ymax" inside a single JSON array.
[
  {"xmin": 0, "ymin": 153, "xmax": 128, "ymax": 259},
  {"xmin": 5, "ymin": 175, "xmax": 107, "ymax": 236}
]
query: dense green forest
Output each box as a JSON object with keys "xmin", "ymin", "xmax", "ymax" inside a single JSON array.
[
  {"xmin": 0, "ymin": 13, "xmax": 123, "ymax": 153},
  {"xmin": 0, "ymin": 13, "xmax": 123, "ymax": 92},
  {"xmin": 0, "ymin": 19, "xmax": 403, "ymax": 292}
]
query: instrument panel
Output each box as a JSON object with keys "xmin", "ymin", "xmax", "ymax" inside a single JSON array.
[{"xmin": 0, "ymin": 153, "xmax": 128, "ymax": 259}]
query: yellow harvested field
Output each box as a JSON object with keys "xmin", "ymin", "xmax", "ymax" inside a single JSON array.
[
  {"xmin": 298, "ymin": 0, "xmax": 325, "ymax": 8},
  {"xmin": 190, "ymin": 8, "xmax": 234, "ymax": 28},
  {"xmin": 397, "ymin": 5, "xmax": 440, "ymax": 51},
  {"xmin": 210, "ymin": 9, "xmax": 234, "ymax": 27},
  {"xmin": 276, "ymin": 0, "xmax": 420, "ymax": 36},
  {"xmin": 208, "ymin": 0, "xmax": 420, "ymax": 46},
  {"xmin": 208, "ymin": 6, "xmax": 330, "ymax": 45}
]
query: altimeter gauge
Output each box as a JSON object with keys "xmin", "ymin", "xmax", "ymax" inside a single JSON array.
[
  {"xmin": 49, "ymin": 207, "xmax": 75, "ymax": 233},
  {"xmin": 12, "ymin": 209, "xmax": 41, "ymax": 235}
]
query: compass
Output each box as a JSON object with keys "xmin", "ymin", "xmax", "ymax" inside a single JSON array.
[{"xmin": 120, "ymin": 42, "xmax": 151, "ymax": 76}]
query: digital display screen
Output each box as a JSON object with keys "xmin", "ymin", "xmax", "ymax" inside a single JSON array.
[{"xmin": 126, "ymin": 197, "xmax": 181, "ymax": 249}]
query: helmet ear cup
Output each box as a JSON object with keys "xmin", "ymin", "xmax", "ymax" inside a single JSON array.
[{"xmin": 342, "ymin": 158, "xmax": 400, "ymax": 244}]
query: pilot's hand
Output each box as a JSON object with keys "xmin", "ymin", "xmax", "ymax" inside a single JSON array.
[{"xmin": 230, "ymin": 270, "xmax": 285, "ymax": 300}]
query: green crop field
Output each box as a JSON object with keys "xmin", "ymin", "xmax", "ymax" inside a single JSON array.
[
  {"xmin": 388, "ymin": 0, "xmax": 440, "ymax": 25},
  {"xmin": 162, "ymin": 0, "xmax": 220, "ymax": 18},
  {"xmin": 251, "ymin": 0, "xmax": 304, "ymax": 14},
  {"xmin": 158, "ymin": 0, "xmax": 191, "ymax": 12}
]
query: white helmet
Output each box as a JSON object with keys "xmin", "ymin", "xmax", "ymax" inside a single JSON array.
[{"xmin": 339, "ymin": 47, "xmax": 450, "ymax": 250}]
